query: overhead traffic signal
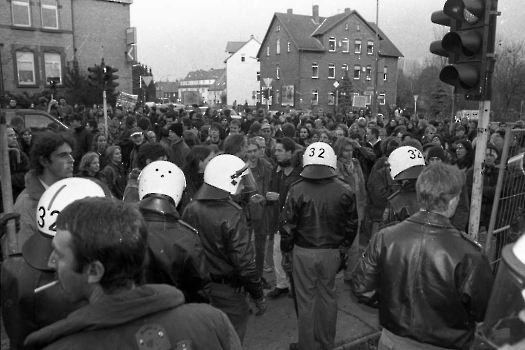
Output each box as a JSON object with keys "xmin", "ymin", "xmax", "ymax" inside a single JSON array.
[
  {"xmin": 430, "ymin": 0, "xmax": 498, "ymax": 100},
  {"xmin": 88, "ymin": 65, "xmax": 102, "ymax": 87}
]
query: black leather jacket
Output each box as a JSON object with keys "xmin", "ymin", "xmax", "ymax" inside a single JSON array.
[
  {"xmin": 280, "ymin": 177, "xmax": 358, "ymax": 252},
  {"xmin": 181, "ymin": 193, "xmax": 263, "ymax": 300},
  {"xmin": 139, "ymin": 197, "xmax": 211, "ymax": 303},
  {"xmin": 351, "ymin": 211, "xmax": 494, "ymax": 350}
]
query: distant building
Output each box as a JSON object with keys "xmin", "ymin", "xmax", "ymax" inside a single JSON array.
[
  {"xmin": 179, "ymin": 68, "xmax": 226, "ymax": 106},
  {"xmin": 225, "ymin": 36, "xmax": 261, "ymax": 107},
  {"xmin": 257, "ymin": 5, "xmax": 403, "ymax": 113},
  {"xmin": 156, "ymin": 81, "xmax": 180, "ymax": 103},
  {"xmin": 1, "ymin": 0, "xmax": 134, "ymax": 100},
  {"xmin": 208, "ymin": 72, "xmax": 226, "ymax": 107}
]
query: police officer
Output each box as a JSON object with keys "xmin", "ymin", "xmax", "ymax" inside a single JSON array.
[
  {"xmin": 181, "ymin": 154, "xmax": 266, "ymax": 344},
  {"xmin": 137, "ymin": 160, "xmax": 211, "ymax": 303},
  {"xmin": 280, "ymin": 142, "xmax": 359, "ymax": 350},
  {"xmin": 1, "ymin": 178, "xmax": 106, "ymax": 350}
]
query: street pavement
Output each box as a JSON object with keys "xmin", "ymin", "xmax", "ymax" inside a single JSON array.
[{"xmin": 243, "ymin": 269, "xmax": 381, "ymax": 350}]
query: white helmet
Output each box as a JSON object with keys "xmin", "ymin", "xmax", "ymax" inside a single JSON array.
[
  {"xmin": 138, "ymin": 160, "xmax": 186, "ymax": 205},
  {"xmin": 301, "ymin": 142, "xmax": 337, "ymax": 179},
  {"xmin": 203, "ymin": 154, "xmax": 257, "ymax": 195},
  {"xmin": 388, "ymin": 146, "xmax": 425, "ymax": 180},
  {"xmin": 23, "ymin": 178, "xmax": 105, "ymax": 270}
]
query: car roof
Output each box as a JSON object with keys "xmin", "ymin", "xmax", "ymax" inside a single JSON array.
[{"xmin": 2, "ymin": 109, "xmax": 69, "ymax": 132}]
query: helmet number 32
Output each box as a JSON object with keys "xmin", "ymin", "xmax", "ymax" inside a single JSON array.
[
  {"xmin": 408, "ymin": 149, "xmax": 423, "ymax": 159},
  {"xmin": 37, "ymin": 206, "xmax": 59, "ymax": 232},
  {"xmin": 309, "ymin": 147, "xmax": 325, "ymax": 158}
]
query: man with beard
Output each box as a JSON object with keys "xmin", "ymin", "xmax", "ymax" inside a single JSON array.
[{"xmin": 266, "ymin": 137, "xmax": 302, "ymax": 298}]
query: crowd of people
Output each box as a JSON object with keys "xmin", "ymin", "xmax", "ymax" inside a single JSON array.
[{"xmin": 2, "ymin": 97, "xmax": 525, "ymax": 350}]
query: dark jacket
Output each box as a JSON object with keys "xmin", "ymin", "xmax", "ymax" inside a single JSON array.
[
  {"xmin": 267, "ymin": 164, "xmax": 302, "ymax": 233},
  {"xmin": 9, "ymin": 148, "xmax": 30, "ymax": 202},
  {"xmin": 102, "ymin": 161, "xmax": 127, "ymax": 199},
  {"xmin": 182, "ymin": 198, "xmax": 263, "ymax": 300},
  {"xmin": 367, "ymin": 163, "xmax": 399, "ymax": 221},
  {"xmin": 24, "ymin": 285, "xmax": 241, "ymax": 350},
  {"xmin": 466, "ymin": 164, "xmax": 498, "ymax": 228},
  {"xmin": 351, "ymin": 211, "xmax": 494, "ymax": 350},
  {"xmin": 248, "ymin": 157, "xmax": 274, "ymax": 236},
  {"xmin": 70, "ymin": 126, "xmax": 92, "ymax": 165},
  {"xmin": 280, "ymin": 177, "xmax": 359, "ymax": 252},
  {"xmin": 139, "ymin": 198, "xmax": 211, "ymax": 303}
]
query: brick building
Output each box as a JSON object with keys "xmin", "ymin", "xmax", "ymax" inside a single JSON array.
[
  {"xmin": 257, "ymin": 5, "xmax": 403, "ymax": 113},
  {"xmin": 1, "ymin": 0, "xmax": 133, "ymax": 102}
]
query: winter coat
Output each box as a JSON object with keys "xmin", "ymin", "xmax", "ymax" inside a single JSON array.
[
  {"xmin": 351, "ymin": 211, "xmax": 493, "ymax": 350},
  {"xmin": 24, "ymin": 285, "xmax": 241, "ymax": 350}
]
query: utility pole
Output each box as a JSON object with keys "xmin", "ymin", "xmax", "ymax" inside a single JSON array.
[{"xmin": 372, "ymin": 0, "xmax": 380, "ymax": 118}]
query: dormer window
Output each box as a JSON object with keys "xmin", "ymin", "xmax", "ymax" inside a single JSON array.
[{"xmin": 328, "ymin": 37, "xmax": 336, "ymax": 52}]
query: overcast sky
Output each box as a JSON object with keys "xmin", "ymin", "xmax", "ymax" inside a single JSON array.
[{"xmin": 130, "ymin": 0, "xmax": 523, "ymax": 81}]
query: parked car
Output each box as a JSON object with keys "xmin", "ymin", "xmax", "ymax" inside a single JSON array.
[{"xmin": 2, "ymin": 109, "xmax": 69, "ymax": 133}]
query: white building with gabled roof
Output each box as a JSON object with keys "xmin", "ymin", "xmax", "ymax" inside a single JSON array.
[{"xmin": 225, "ymin": 35, "xmax": 261, "ymax": 107}]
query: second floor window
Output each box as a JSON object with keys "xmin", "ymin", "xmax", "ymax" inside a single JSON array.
[
  {"xmin": 312, "ymin": 62, "xmax": 319, "ymax": 79},
  {"xmin": 342, "ymin": 64, "xmax": 348, "ymax": 78},
  {"xmin": 355, "ymin": 40, "xmax": 362, "ymax": 54},
  {"xmin": 379, "ymin": 93, "xmax": 386, "ymax": 105},
  {"xmin": 312, "ymin": 90, "xmax": 319, "ymax": 105},
  {"xmin": 342, "ymin": 38, "xmax": 349, "ymax": 53},
  {"xmin": 276, "ymin": 39, "xmax": 281, "ymax": 54},
  {"xmin": 44, "ymin": 52, "xmax": 62, "ymax": 85},
  {"xmin": 367, "ymin": 40, "xmax": 374, "ymax": 55},
  {"xmin": 328, "ymin": 64, "xmax": 335, "ymax": 79},
  {"xmin": 366, "ymin": 66, "xmax": 372, "ymax": 80},
  {"xmin": 328, "ymin": 37, "xmax": 336, "ymax": 51},
  {"xmin": 354, "ymin": 65, "xmax": 361, "ymax": 80},
  {"xmin": 276, "ymin": 65, "xmax": 280, "ymax": 80},
  {"xmin": 383, "ymin": 66, "xmax": 388, "ymax": 81},
  {"xmin": 12, "ymin": 0, "xmax": 31, "ymax": 27},
  {"xmin": 41, "ymin": 0, "xmax": 59, "ymax": 29}
]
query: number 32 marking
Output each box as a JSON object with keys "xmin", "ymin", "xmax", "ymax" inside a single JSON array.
[
  {"xmin": 407, "ymin": 149, "xmax": 423, "ymax": 159},
  {"xmin": 309, "ymin": 147, "xmax": 325, "ymax": 158}
]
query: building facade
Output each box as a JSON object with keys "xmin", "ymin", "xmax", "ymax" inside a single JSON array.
[
  {"xmin": 225, "ymin": 36, "xmax": 261, "ymax": 107},
  {"xmin": 1, "ymin": 0, "xmax": 133, "ymax": 103},
  {"xmin": 257, "ymin": 5, "xmax": 403, "ymax": 113},
  {"xmin": 178, "ymin": 68, "xmax": 225, "ymax": 106}
]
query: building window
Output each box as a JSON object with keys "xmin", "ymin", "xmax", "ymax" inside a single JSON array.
[
  {"xmin": 266, "ymin": 45, "xmax": 270, "ymax": 56},
  {"xmin": 44, "ymin": 52, "xmax": 62, "ymax": 85},
  {"xmin": 345, "ymin": 23, "xmax": 349, "ymax": 30},
  {"xmin": 328, "ymin": 37, "xmax": 336, "ymax": 52},
  {"xmin": 342, "ymin": 38, "xmax": 349, "ymax": 53},
  {"xmin": 12, "ymin": 0, "xmax": 31, "ymax": 27},
  {"xmin": 367, "ymin": 40, "xmax": 374, "ymax": 55},
  {"xmin": 241, "ymin": 54, "xmax": 245, "ymax": 62},
  {"xmin": 287, "ymin": 41, "xmax": 291, "ymax": 52},
  {"xmin": 357, "ymin": 24, "xmax": 360, "ymax": 31},
  {"xmin": 328, "ymin": 91, "xmax": 335, "ymax": 105},
  {"xmin": 383, "ymin": 66, "xmax": 388, "ymax": 81},
  {"xmin": 354, "ymin": 40, "xmax": 362, "ymax": 54},
  {"xmin": 276, "ymin": 65, "xmax": 280, "ymax": 80},
  {"xmin": 353, "ymin": 65, "xmax": 361, "ymax": 80},
  {"xmin": 276, "ymin": 39, "xmax": 280, "ymax": 54},
  {"xmin": 366, "ymin": 65, "xmax": 372, "ymax": 80},
  {"xmin": 312, "ymin": 62, "xmax": 318, "ymax": 79},
  {"xmin": 379, "ymin": 93, "xmax": 386, "ymax": 105},
  {"xmin": 257, "ymin": 71, "xmax": 260, "ymax": 81},
  {"xmin": 41, "ymin": 1, "xmax": 59, "ymax": 29},
  {"xmin": 342, "ymin": 64, "xmax": 348, "ymax": 78},
  {"xmin": 312, "ymin": 90, "xmax": 318, "ymax": 105},
  {"xmin": 328, "ymin": 63, "xmax": 335, "ymax": 79},
  {"xmin": 276, "ymin": 24, "xmax": 280, "ymax": 32},
  {"xmin": 16, "ymin": 51, "xmax": 36, "ymax": 85}
]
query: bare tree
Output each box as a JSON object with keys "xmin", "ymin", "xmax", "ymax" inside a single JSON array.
[{"xmin": 493, "ymin": 39, "xmax": 525, "ymax": 119}]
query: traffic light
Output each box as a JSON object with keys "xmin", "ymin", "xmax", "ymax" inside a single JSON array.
[
  {"xmin": 88, "ymin": 65, "xmax": 102, "ymax": 87},
  {"xmin": 430, "ymin": 0, "xmax": 497, "ymax": 100},
  {"xmin": 103, "ymin": 66, "xmax": 119, "ymax": 90}
]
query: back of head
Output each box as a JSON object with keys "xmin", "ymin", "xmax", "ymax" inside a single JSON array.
[
  {"xmin": 388, "ymin": 145, "xmax": 425, "ymax": 180},
  {"xmin": 282, "ymin": 123, "xmax": 296, "ymax": 138},
  {"xmin": 301, "ymin": 142, "xmax": 337, "ymax": 179},
  {"xmin": 223, "ymin": 134, "xmax": 246, "ymax": 156},
  {"xmin": 417, "ymin": 163, "xmax": 465, "ymax": 212},
  {"xmin": 138, "ymin": 160, "xmax": 186, "ymax": 206},
  {"xmin": 277, "ymin": 137, "xmax": 296, "ymax": 153},
  {"xmin": 56, "ymin": 197, "xmax": 148, "ymax": 291},
  {"xmin": 137, "ymin": 143, "xmax": 167, "ymax": 169}
]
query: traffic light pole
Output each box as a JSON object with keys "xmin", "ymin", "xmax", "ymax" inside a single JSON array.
[{"xmin": 103, "ymin": 89, "xmax": 108, "ymax": 139}]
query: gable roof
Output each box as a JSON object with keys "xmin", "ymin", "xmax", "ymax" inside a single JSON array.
[
  {"xmin": 156, "ymin": 81, "xmax": 180, "ymax": 92},
  {"xmin": 182, "ymin": 68, "xmax": 226, "ymax": 81},
  {"xmin": 257, "ymin": 9, "xmax": 403, "ymax": 58},
  {"xmin": 209, "ymin": 71, "xmax": 226, "ymax": 91},
  {"xmin": 225, "ymin": 41, "xmax": 245, "ymax": 54}
]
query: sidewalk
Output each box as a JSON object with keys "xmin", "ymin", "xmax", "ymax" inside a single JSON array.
[{"xmin": 243, "ymin": 271, "xmax": 381, "ymax": 350}]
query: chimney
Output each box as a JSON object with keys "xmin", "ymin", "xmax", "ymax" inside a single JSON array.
[
  {"xmin": 287, "ymin": 8, "xmax": 293, "ymax": 15},
  {"xmin": 312, "ymin": 5, "xmax": 319, "ymax": 24},
  {"xmin": 344, "ymin": 8, "xmax": 351, "ymax": 13}
]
